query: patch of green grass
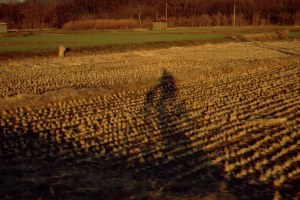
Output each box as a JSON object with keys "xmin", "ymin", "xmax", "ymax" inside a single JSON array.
[
  {"xmin": 0, "ymin": 31, "xmax": 225, "ymax": 52},
  {"xmin": 0, "ymin": 26, "xmax": 298, "ymax": 53},
  {"xmin": 289, "ymin": 32, "xmax": 300, "ymax": 38}
]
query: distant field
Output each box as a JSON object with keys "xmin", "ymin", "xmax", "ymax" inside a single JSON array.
[
  {"xmin": 0, "ymin": 26, "xmax": 299, "ymax": 53},
  {"xmin": 0, "ymin": 30, "xmax": 225, "ymax": 52}
]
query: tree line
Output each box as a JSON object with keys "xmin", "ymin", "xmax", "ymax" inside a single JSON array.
[{"xmin": 0, "ymin": 0, "xmax": 300, "ymax": 29}]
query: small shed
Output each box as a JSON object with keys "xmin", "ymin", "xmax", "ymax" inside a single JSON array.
[
  {"xmin": 153, "ymin": 21, "xmax": 167, "ymax": 30},
  {"xmin": 0, "ymin": 22, "xmax": 7, "ymax": 33}
]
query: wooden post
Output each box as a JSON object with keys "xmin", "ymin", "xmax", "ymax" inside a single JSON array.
[{"xmin": 58, "ymin": 46, "xmax": 66, "ymax": 58}]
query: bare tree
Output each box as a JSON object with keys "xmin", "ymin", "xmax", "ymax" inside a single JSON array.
[{"xmin": 0, "ymin": 0, "xmax": 299, "ymax": 29}]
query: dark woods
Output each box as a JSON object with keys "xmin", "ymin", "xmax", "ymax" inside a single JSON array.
[{"xmin": 0, "ymin": 0, "xmax": 300, "ymax": 29}]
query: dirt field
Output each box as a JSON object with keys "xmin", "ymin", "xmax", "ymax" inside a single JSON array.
[{"xmin": 0, "ymin": 41, "xmax": 300, "ymax": 199}]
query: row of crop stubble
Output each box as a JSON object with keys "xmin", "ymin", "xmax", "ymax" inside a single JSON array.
[
  {"xmin": 0, "ymin": 41, "xmax": 300, "ymax": 199},
  {"xmin": 1, "ymin": 60, "xmax": 300, "ymax": 199},
  {"xmin": 1, "ymin": 41, "xmax": 300, "ymax": 100}
]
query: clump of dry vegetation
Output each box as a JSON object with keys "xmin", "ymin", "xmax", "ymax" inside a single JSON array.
[
  {"xmin": 63, "ymin": 19, "xmax": 139, "ymax": 30},
  {"xmin": 0, "ymin": 41, "xmax": 299, "ymax": 199},
  {"xmin": 276, "ymin": 29, "xmax": 290, "ymax": 39},
  {"xmin": 230, "ymin": 29, "xmax": 291, "ymax": 42},
  {"xmin": 237, "ymin": 33, "xmax": 279, "ymax": 41}
]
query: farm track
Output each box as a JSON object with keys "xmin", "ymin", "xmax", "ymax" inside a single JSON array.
[{"xmin": 0, "ymin": 41, "xmax": 300, "ymax": 199}]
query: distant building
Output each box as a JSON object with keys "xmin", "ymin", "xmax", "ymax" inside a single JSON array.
[
  {"xmin": 153, "ymin": 21, "xmax": 167, "ymax": 30},
  {"xmin": 0, "ymin": 22, "xmax": 7, "ymax": 33}
]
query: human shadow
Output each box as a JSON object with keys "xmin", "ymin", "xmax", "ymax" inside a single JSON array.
[
  {"xmin": 141, "ymin": 69, "xmax": 221, "ymax": 193},
  {"xmin": 139, "ymin": 69, "xmax": 284, "ymax": 199},
  {"xmin": 145, "ymin": 69, "xmax": 191, "ymax": 151}
]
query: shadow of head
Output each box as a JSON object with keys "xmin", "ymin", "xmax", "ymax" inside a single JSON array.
[
  {"xmin": 159, "ymin": 69, "xmax": 176, "ymax": 99},
  {"xmin": 146, "ymin": 69, "xmax": 176, "ymax": 104}
]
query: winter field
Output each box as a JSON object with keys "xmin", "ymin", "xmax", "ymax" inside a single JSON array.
[{"xmin": 0, "ymin": 41, "xmax": 300, "ymax": 199}]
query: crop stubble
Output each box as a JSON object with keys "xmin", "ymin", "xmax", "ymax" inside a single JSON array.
[{"xmin": 0, "ymin": 41, "xmax": 299, "ymax": 199}]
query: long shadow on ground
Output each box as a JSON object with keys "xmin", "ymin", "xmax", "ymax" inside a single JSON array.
[{"xmin": 0, "ymin": 70, "xmax": 298, "ymax": 199}]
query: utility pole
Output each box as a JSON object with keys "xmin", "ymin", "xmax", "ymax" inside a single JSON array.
[
  {"xmin": 166, "ymin": 2, "xmax": 168, "ymax": 22},
  {"xmin": 165, "ymin": 2, "xmax": 168, "ymax": 29},
  {"xmin": 233, "ymin": 1, "xmax": 236, "ymax": 27}
]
